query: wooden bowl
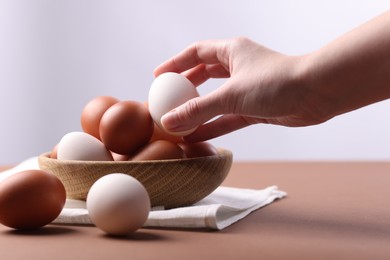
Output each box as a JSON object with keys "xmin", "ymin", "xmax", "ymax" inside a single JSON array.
[{"xmin": 38, "ymin": 148, "xmax": 233, "ymax": 209}]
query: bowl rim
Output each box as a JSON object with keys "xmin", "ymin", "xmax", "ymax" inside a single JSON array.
[{"xmin": 39, "ymin": 148, "xmax": 232, "ymax": 165}]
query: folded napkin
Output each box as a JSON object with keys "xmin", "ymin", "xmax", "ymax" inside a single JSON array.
[{"xmin": 0, "ymin": 157, "xmax": 286, "ymax": 230}]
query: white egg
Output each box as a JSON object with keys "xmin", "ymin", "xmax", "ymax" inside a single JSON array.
[
  {"xmin": 57, "ymin": 131, "xmax": 113, "ymax": 161},
  {"xmin": 86, "ymin": 173, "xmax": 150, "ymax": 236},
  {"xmin": 148, "ymin": 72, "xmax": 199, "ymax": 136}
]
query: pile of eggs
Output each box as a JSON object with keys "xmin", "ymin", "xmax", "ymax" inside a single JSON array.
[
  {"xmin": 53, "ymin": 73, "xmax": 217, "ymax": 162},
  {"xmin": 53, "ymin": 97, "xmax": 217, "ymax": 162},
  {"xmin": 0, "ymin": 72, "xmax": 218, "ymax": 236}
]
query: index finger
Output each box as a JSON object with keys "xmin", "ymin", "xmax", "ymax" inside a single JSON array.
[{"xmin": 153, "ymin": 39, "xmax": 230, "ymax": 77}]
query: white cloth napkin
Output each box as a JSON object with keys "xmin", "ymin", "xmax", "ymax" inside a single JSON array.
[{"xmin": 0, "ymin": 157, "xmax": 287, "ymax": 230}]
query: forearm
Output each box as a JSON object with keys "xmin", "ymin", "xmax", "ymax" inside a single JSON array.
[{"xmin": 300, "ymin": 10, "xmax": 390, "ymax": 119}]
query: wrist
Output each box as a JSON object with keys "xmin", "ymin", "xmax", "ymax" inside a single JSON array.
[
  {"xmin": 297, "ymin": 10, "xmax": 390, "ymax": 120},
  {"xmin": 288, "ymin": 53, "xmax": 336, "ymax": 124}
]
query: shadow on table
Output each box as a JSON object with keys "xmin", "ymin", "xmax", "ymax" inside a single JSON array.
[
  {"xmin": 101, "ymin": 230, "xmax": 167, "ymax": 241},
  {"xmin": 3, "ymin": 226, "xmax": 76, "ymax": 236}
]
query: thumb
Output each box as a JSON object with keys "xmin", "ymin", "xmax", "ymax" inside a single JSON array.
[{"xmin": 161, "ymin": 91, "xmax": 223, "ymax": 133}]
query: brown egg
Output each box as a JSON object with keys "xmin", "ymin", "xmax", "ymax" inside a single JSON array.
[
  {"xmin": 130, "ymin": 140, "xmax": 185, "ymax": 161},
  {"xmin": 0, "ymin": 170, "xmax": 66, "ymax": 230},
  {"xmin": 178, "ymin": 142, "xmax": 218, "ymax": 158},
  {"xmin": 149, "ymin": 122, "xmax": 183, "ymax": 143},
  {"xmin": 81, "ymin": 96, "xmax": 119, "ymax": 139},
  {"xmin": 111, "ymin": 151, "xmax": 130, "ymax": 161},
  {"xmin": 144, "ymin": 101, "xmax": 182, "ymax": 143},
  {"xmin": 50, "ymin": 143, "xmax": 59, "ymax": 159},
  {"xmin": 100, "ymin": 100, "xmax": 154, "ymax": 155}
]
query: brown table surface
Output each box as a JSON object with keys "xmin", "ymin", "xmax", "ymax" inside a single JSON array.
[{"xmin": 1, "ymin": 161, "xmax": 390, "ymax": 260}]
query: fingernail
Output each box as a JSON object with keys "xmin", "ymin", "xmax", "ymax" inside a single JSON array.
[{"xmin": 161, "ymin": 110, "xmax": 182, "ymax": 131}]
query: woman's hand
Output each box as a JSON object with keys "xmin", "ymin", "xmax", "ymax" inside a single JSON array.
[
  {"xmin": 154, "ymin": 11, "xmax": 390, "ymax": 142},
  {"xmin": 154, "ymin": 37, "xmax": 324, "ymax": 142}
]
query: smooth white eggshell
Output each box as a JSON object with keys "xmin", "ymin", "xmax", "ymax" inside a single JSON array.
[
  {"xmin": 148, "ymin": 72, "xmax": 199, "ymax": 136},
  {"xmin": 57, "ymin": 131, "xmax": 113, "ymax": 161},
  {"xmin": 86, "ymin": 173, "xmax": 150, "ymax": 236}
]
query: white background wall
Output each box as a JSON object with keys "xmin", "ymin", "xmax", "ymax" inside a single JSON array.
[{"xmin": 0, "ymin": 0, "xmax": 389, "ymax": 164}]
